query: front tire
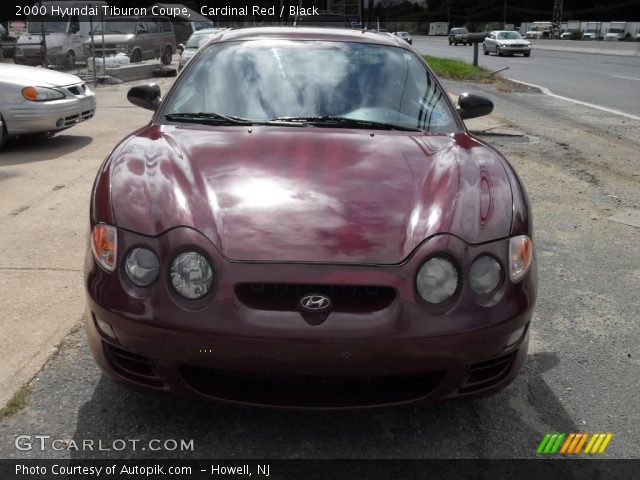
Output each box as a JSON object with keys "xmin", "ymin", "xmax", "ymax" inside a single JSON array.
[
  {"xmin": 483, "ymin": 44, "xmax": 488, "ymax": 55},
  {"xmin": 64, "ymin": 50, "xmax": 75, "ymax": 70},
  {"xmin": 161, "ymin": 46, "xmax": 172, "ymax": 65},
  {"xmin": 0, "ymin": 115, "xmax": 7, "ymax": 150},
  {"xmin": 524, "ymin": 52, "xmax": 531, "ymax": 57},
  {"xmin": 496, "ymin": 46, "xmax": 503, "ymax": 56},
  {"xmin": 130, "ymin": 49, "xmax": 142, "ymax": 63}
]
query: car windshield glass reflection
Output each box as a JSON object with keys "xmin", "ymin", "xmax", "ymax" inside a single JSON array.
[
  {"xmin": 498, "ymin": 32, "xmax": 522, "ymax": 39},
  {"xmin": 27, "ymin": 17, "xmax": 68, "ymax": 34},
  {"xmin": 163, "ymin": 40, "xmax": 457, "ymax": 132},
  {"xmin": 93, "ymin": 20, "xmax": 137, "ymax": 35},
  {"xmin": 186, "ymin": 34, "xmax": 213, "ymax": 48}
]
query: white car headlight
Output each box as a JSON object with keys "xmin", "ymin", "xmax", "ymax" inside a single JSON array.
[
  {"xmin": 125, "ymin": 247, "xmax": 160, "ymax": 287},
  {"xmin": 22, "ymin": 86, "xmax": 65, "ymax": 101},
  {"xmin": 170, "ymin": 251, "xmax": 214, "ymax": 299},
  {"xmin": 416, "ymin": 257, "xmax": 459, "ymax": 304},
  {"xmin": 469, "ymin": 255, "xmax": 503, "ymax": 295}
]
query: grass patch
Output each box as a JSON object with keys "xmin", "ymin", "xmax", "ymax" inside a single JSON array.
[
  {"xmin": 0, "ymin": 384, "xmax": 32, "ymax": 420},
  {"xmin": 424, "ymin": 55, "xmax": 495, "ymax": 83}
]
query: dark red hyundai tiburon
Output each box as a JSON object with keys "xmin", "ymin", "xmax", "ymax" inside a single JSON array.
[{"xmin": 85, "ymin": 27, "xmax": 536, "ymax": 408}]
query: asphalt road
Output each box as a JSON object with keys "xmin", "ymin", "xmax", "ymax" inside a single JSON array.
[
  {"xmin": 0, "ymin": 75, "xmax": 639, "ymax": 460},
  {"xmin": 413, "ymin": 36, "xmax": 640, "ymax": 118}
]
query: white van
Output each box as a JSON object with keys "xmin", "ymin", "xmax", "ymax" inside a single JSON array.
[{"xmin": 14, "ymin": 1, "xmax": 107, "ymax": 69}]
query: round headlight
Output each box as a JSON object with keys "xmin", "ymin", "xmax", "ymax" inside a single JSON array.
[
  {"xmin": 469, "ymin": 255, "xmax": 502, "ymax": 295},
  {"xmin": 416, "ymin": 257, "xmax": 459, "ymax": 304},
  {"xmin": 170, "ymin": 251, "xmax": 213, "ymax": 299},
  {"xmin": 125, "ymin": 247, "xmax": 159, "ymax": 287}
]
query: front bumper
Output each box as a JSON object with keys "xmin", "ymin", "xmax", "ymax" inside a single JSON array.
[
  {"xmin": 5, "ymin": 87, "xmax": 96, "ymax": 136},
  {"xmin": 500, "ymin": 45, "xmax": 531, "ymax": 53},
  {"xmin": 85, "ymin": 227, "xmax": 537, "ymax": 408}
]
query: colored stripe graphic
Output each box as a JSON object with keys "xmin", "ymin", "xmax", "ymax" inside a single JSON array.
[
  {"xmin": 538, "ymin": 433, "xmax": 612, "ymax": 455},
  {"xmin": 598, "ymin": 434, "xmax": 613, "ymax": 453},
  {"xmin": 537, "ymin": 434, "xmax": 552, "ymax": 454},
  {"xmin": 573, "ymin": 433, "xmax": 589, "ymax": 454},
  {"xmin": 559, "ymin": 433, "xmax": 575, "ymax": 454}
]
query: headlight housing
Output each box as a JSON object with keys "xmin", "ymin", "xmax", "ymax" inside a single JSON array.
[
  {"xmin": 509, "ymin": 235, "xmax": 533, "ymax": 282},
  {"xmin": 416, "ymin": 257, "xmax": 459, "ymax": 304},
  {"xmin": 91, "ymin": 224, "xmax": 117, "ymax": 272},
  {"xmin": 170, "ymin": 251, "xmax": 214, "ymax": 299},
  {"xmin": 125, "ymin": 247, "xmax": 160, "ymax": 287},
  {"xmin": 22, "ymin": 86, "xmax": 65, "ymax": 101},
  {"xmin": 469, "ymin": 255, "xmax": 503, "ymax": 295}
]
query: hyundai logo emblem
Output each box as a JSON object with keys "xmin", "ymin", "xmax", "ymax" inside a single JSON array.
[{"xmin": 299, "ymin": 293, "xmax": 332, "ymax": 312}]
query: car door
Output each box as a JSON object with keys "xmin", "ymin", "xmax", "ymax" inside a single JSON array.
[
  {"xmin": 145, "ymin": 18, "xmax": 161, "ymax": 59},
  {"xmin": 486, "ymin": 33, "xmax": 497, "ymax": 52},
  {"xmin": 135, "ymin": 19, "xmax": 151, "ymax": 59}
]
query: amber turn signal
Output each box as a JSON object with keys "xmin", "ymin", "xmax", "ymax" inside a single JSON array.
[{"xmin": 91, "ymin": 224, "xmax": 117, "ymax": 272}]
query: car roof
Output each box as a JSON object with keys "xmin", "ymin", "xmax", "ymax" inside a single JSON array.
[{"xmin": 204, "ymin": 27, "xmax": 408, "ymax": 48}]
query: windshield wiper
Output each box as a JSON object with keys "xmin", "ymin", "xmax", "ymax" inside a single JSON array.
[
  {"xmin": 165, "ymin": 112, "xmax": 257, "ymax": 125},
  {"xmin": 270, "ymin": 116, "xmax": 423, "ymax": 132}
]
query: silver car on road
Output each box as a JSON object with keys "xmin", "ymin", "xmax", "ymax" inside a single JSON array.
[
  {"xmin": 0, "ymin": 64, "xmax": 96, "ymax": 149},
  {"xmin": 178, "ymin": 28, "xmax": 225, "ymax": 71},
  {"xmin": 483, "ymin": 31, "xmax": 532, "ymax": 57}
]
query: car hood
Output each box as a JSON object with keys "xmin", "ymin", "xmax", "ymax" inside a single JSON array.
[
  {"xmin": 17, "ymin": 32, "xmax": 65, "ymax": 46},
  {"xmin": 181, "ymin": 48, "xmax": 197, "ymax": 59},
  {"xmin": 0, "ymin": 63, "xmax": 81, "ymax": 87},
  {"xmin": 107, "ymin": 125, "xmax": 513, "ymax": 264},
  {"xmin": 498, "ymin": 38, "xmax": 529, "ymax": 44}
]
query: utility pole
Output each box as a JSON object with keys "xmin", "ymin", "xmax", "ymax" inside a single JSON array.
[
  {"xmin": 503, "ymin": 0, "xmax": 507, "ymax": 30},
  {"xmin": 552, "ymin": 0, "xmax": 563, "ymax": 38}
]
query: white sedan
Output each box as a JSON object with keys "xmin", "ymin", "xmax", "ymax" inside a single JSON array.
[
  {"xmin": 483, "ymin": 31, "xmax": 532, "ymax": 57},
  {"xmin": 0, "ymin": 64, "xmax": 96, "ymax": 149},
  {"xmin": 178, "ymin": 28, "xmax": 226, "ymax": 71}
]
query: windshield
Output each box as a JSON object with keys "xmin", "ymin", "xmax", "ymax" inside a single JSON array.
[
  {"xmin": 609, "ymin": 28, "xmax": 624, "ymax": 33},
  {"xmin": 163, "ymin": 40, "xmax": 457, "ymax": 132},
  {"xmin": 27, "ymin": 17, "xmax": 68, "ymax": 34},
  {"xmin": 186, "ymin": 33, "xmax": 214, "ymax": 48},
  {"xmin": 498, "ymin": 32, "xmax": 522, "ymax": 39},
  {"xmin": 93, "ymin": 20, "xmax": 136, "ymax": 35}
]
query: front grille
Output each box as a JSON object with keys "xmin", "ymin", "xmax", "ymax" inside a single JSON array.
[
  {"xmin": 66, "ymin": 84, "xmax": 86, "ymax": 95},
  {"xmin": 104, "ymin": 344, "xmax": 164, "ymax": 388},
  {"xmin": 235, "ymin": 283, "xmax": 396, "ymax": 313},
  {"xmin": 62, "ymin": 109, "xmax": 94, "ymax": 127},
  {"xmin": 511, "ymin": 44, "xmax": 527, "ymax": 48},
  {"xmin": 180, "ymin": 366, "xmax": 444, "ymax": 407}
]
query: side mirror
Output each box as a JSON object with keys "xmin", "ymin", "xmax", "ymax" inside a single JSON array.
[
  {"xmin": 137, "ymin": 24, "xmax": 148, "ymax": 34},
  {"xmin": 177, "ymin": 43, "xmax": 185, "ymax": 54},
  {"xmin": 127, "ymin": 84, "xmax": 161, "ymax": 111},
  {"xmin": 457, "ymin": 93, "xmax": 493, "ymax": 120}
]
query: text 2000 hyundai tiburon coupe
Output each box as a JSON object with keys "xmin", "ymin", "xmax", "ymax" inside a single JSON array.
[{"xmin": 85, "ymin": 27, "xmax": 536, "ymax": 408}]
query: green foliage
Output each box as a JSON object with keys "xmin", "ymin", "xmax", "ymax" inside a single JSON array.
[{"xmin": 423, "ymin": 55, "xmax": 494, "ymax": 82}]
